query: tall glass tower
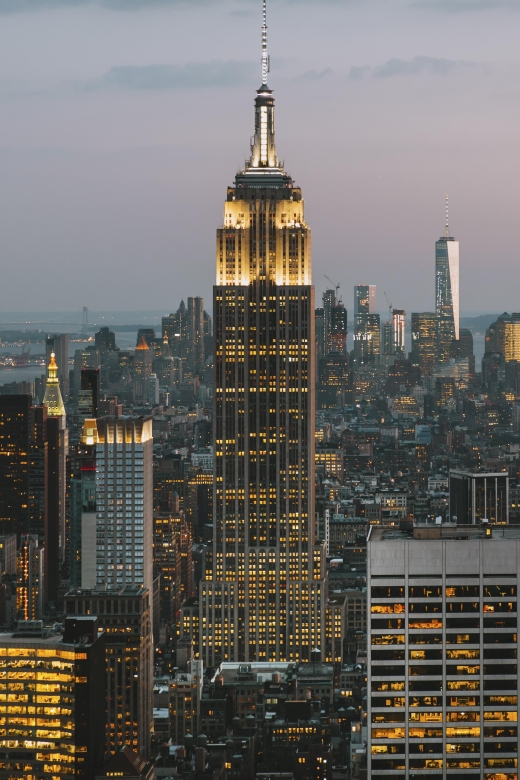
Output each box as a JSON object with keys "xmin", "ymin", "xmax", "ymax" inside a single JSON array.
[
  {"xmin": 435, "ymin": 197, "xmax": 459, "ymax": 363},
  {"xmin": 200, "ymin": 1, "xmax": 326, "ymax": 665}
]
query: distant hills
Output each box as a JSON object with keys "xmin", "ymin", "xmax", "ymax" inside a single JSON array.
[{"xmin": 460, "ymin": 314, "xmax": 501, "ymax": 332}]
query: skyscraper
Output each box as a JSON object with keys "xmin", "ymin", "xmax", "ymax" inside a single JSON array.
[
  {"xmin": 392, "ymin": 309, "xmax": 405, "ymax": 355},
  {"xmin": 200, "ymin": 2, "xmax": 326, "ymax": 665},
  {"xmin": 89, "ymin": 416, "xmax": 153, "ymax": 595},
  {"xmin": 43, "ymin": 352, "xmax": 69, "ymax": 603},
  {"xmin": 354, "ymin": 284, "xmax": 379, "ymax": 364},
  {"xmin": 0, "ymin": 395, "xmax": 33, "ymax": 539},
  {"xmin": 411, "ymin": 312, "xmax": 438, "ymax": 376},
  {"xmin": 436, "ymin": 197, "xmax": 460, "ymax": 363}
]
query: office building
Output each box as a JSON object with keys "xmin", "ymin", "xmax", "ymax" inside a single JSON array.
[
  {"xmin": 329, "ymin": 299, "xmax": 348, "ymax": 355},
  {"xmin": 382, "ymin": 321, "xmax": 393, "ymax": 357},
  {"xmin": 46, "ymin": 333, "xmax": 69, "ymax": 402},
  {"xmin": 368, "ymin": 523, "xmax": 520, "ymax": 780},
  {"xmin": 16, "ymin": 534, "xmax": 44, "ymax": 620},
  {"xmin": 485, "ymin": 312, "xmax": 520, "ymax": 363},
  {"xmin": 455, "ymin": 327, "xmax": 476, "ymax": 377},
  {"xmin": 65, "ymin": 586, "xmax": 153, "ymax": 758},
  {"xmin": 162, "ymin": 297, "xmax": 210, "ymax": 378},
  {"xmin": 354, "ymin": 285, "xmax": 379, "ymax": 364},
  {"xmin": 0, "ymin": 534, "xmax": 16, "ymax": 577},
  {"xmin": 68, "ymin": 420, "xmax": 97, "ymax": 589},
  {"xmin": 200, "ymin": 6, "xmax": 326, "ymax": 665},
  {"xmin": 354, "ymin": 313, "xmax": 381, "ymax": 364},
  {"xmin": 450, "ymin": 469, "xmax": 509, "ymax": 525},
  {"xmin": 0, "ymin": 616, "xmax": 106, "ymax": 780},
  {"xmin": 169, "ymin": 660, "xmax": 204, "ymax": 744},
  {"xmin": 354, "ymin": 284, "xmax": 377, "ymax": 320},
  {"xmin": 153, "ymin": 513, "xmax": 182, "ymax": 625},
  {"xmin": 315, "ymin": 307, "xmax": 325, "ymax": 365},
  {"xmin": 0, "ymin": 396, "xmax": 33, "ymax": 540},
  {"xmin": 73, "ymin": 348, "xmax": 100, "ymax": 403},
  {"xmin": 187, "ymin": 295, "xmax": 206, "ymax": 375},
  {"xmin": 43, "ymin": 352, "xmax": 68, "ymax": 603},
  {"xmin": 95, "ymin": 326, "xmax": 117, "ymax": 352},
  {"xmin": 411, "ymin": 312, "xmax": 438, "ymax": 376},
  {"xmin": 436, "ymin": 200, "xmax": 460, "ymax": 363},
  {"xmin": 88, "ymin": 417, "xmax": 153, "ymax": 597},
  {"xmin": 317, "ymin": 354, "xmax": 350, "ymax": 409}
]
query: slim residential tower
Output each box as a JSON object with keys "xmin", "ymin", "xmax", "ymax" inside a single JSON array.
[
  {"xmin": 436, "ymin": 196, "xmax": 460, "ymax": 363},
  {"xmin": 200, "ymin": 1, "xmax": 326, "ymax": 665}
]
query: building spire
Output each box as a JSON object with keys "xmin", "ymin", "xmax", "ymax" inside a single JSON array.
[
  {"xmin": 445, "ymin": 194, "xmax": 450, "ymax": 238},
  {"xmin": 43, "ymin": 352, "xmax": 66, "ymax": 418},
  {"xmin": 261, "ymin": 0, "xmax": 269, "ymax": 87}
]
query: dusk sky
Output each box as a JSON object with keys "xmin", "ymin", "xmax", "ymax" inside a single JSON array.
[{"xmin": 1, "ymin": 0, "xmax": 520, "ymax": 315}]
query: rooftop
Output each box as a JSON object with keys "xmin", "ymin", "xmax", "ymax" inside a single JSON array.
[{"xmin": 369, "ymin": 524, "xmax": 520, "ymax": 542}]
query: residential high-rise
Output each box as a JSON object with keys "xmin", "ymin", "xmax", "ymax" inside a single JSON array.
[
  {"xmin": 436, "ymin": 197, "xmax": 460, "ymax": 363},
  {"xmin": 200, "ymin": 4, "xmax": 326, "ymax": 665},
  {"xmin": 411, "ymin": 312, "xmax": 438, "ymax": 376},
  {"xmin": 89, "ymin": 417, "xmax": 153, "ymax": 596},
  {"xmin": 43, "ymin": 352, "xmax": 68, "ymax": 603},
  {"xmin": 0, "ymin": 617, "xmax": 106, "ymax": 780},
  {"xmin": 368, "ymin": 524, "xmax": 520, "ymax": 780}
]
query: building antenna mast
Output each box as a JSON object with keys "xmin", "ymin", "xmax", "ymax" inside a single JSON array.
[
  {"xmin": 445, "ymin": 194, "xmax": 450, "ymax": 238},
  {"xmin": 261, "ymin": 0, "xmax": 269, "ymax": 87}
]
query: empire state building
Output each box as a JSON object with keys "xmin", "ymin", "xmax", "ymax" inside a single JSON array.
[{"xmin": 200, "ymin": 2, "xmax": 326, "ymax": 664}]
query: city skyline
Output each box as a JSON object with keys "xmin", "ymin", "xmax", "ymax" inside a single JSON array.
[{"xmin": 0, "ymin": 0, "xmax": 519, "ymax": 311}]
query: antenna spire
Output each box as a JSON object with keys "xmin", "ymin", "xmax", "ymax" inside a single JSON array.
[
  {"xmin": 261, "ymin": 0, "xmax": 269, "ymax": 87},
  {"xmin": 445, "ymin": 194, "xmax": 450, "ymax": 238}
]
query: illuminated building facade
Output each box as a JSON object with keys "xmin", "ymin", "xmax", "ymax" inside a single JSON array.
[
  {"xmin": 436, "ymin": 201, "xmax": 460, "ymax": 363},
  {"xmin": 368, "ymin": 524, "xmax": 520, "ymax": 780},
  {"xmin": 16, "ymin": 534, "xmax": 44, "ymax": 620},
  {"xmin": 411, "ymin": 312, "xmax": 438, "ymax": 376},
  {"xmin": 0, "ymin": 616, "xmax": 106, "ymax": 780},
  {"xmin": 46, "ymin": 333, "xmax": 69, "ymax": 403},
  {"xmin": 485, "ymin": 313, "xmax": 520, "ymax": 364},
  {"xmin": 392, "ymin": 309, "xmax": 405, "ymax": 356},
  {"xmin": 65, "ymin": 587, "xmax": 152, "ymax": 758},
  {"xmin": 200, "ymin": 4, "xmax": 326, "ymax": 664}
]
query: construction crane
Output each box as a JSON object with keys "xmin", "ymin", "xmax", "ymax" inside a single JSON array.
[
  {"xmin": 383, "ymin": 290, "xmax": 393, "ymax": 322},
  {"xmin": 324, "ymin": 275, "xmax": 341, "ymax": 304}
]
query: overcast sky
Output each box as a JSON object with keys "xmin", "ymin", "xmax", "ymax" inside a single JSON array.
[{"xmin": 0, "ymin": 0, "xmax": 519, "ymax": 315}]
